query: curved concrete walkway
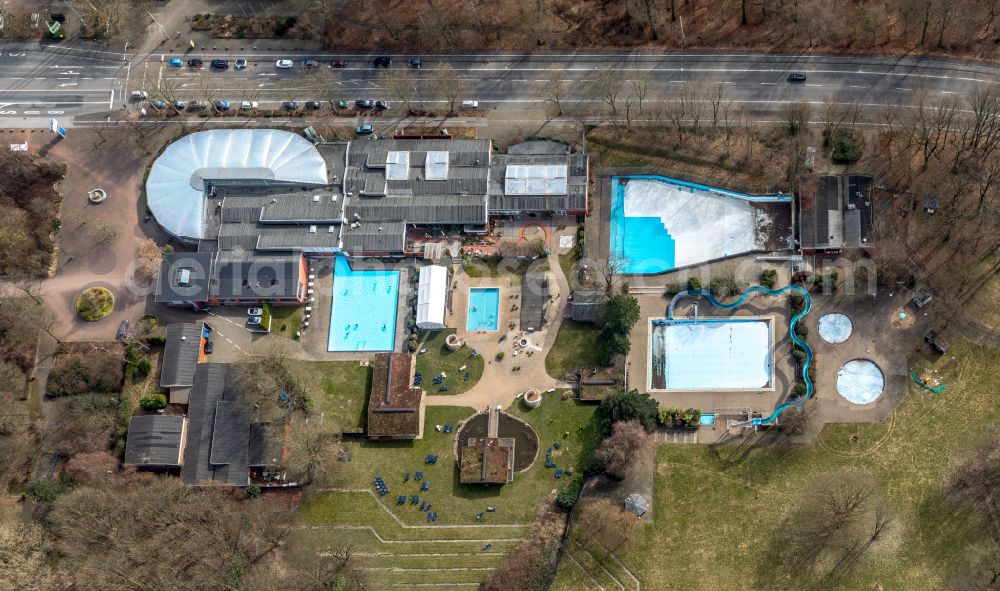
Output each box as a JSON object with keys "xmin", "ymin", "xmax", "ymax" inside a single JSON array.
[{"xmin": 426, "ymin": 252, "xmax": 571, "ymax": 410}]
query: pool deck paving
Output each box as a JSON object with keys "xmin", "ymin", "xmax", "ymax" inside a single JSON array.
[{"xmin": 427, "ymin": 250, "xmax": 571, "ymax": 410}]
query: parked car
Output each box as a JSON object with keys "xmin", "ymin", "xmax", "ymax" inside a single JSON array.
[
  {"xmin": 355, "ymin": 99, "xmax": 374, "ymax": 109},
  {"xmin": 187, "ymin": 58, "xmax": 203, "ymax": 67},
  {"xmin": 408, "ymin": 57, "xmax": 422, "ymax": 69},
  {"xmin": 332, "ymin": 59, "xmax": 347, "ymax": 68},
  {"xmin": 116, "ymin": 319, "xmax": 129, "ymax": 341},
  {"xmin": 173, "ymin": 100, "xmax": 186, "ymax": 110},
  {"xmin": 204, "ymin": 340, "xmax": 213, "ymax": 354},
  {"xmin": 356, "ymin": 124, "xmax": 374, "ymax": 135},
  {"xmin": 50, "ymin": 13, "xmax": 66, "ymax": 22},
  {"xmin": 373, "ymin": 56, "xmax": 391, "ymax": 68},
  {"xmin": 375, "ymin": 100, "xmax": 389, "ymax": 110},
  {"xmin": 187, "ymin": 101, "xmax": 205, "ymax": 111},
  {"xmin": 282, "ymin": 101, "xmax": 300, "ymax": 110},
  {"xmin": 169, "ymin": 58, "xmax": 183, "ymax": 67},
  {"xmin": 213, "ymin": 100, "xmax": 231, "ymax": 111},
  {"xmin": 787, "ymin": 72, "xmax": 807, "ymax": 82},
  {"xmin": 303, "ymin": 59, "xmax": 319, "ymax": 68},
  {"xmin": 461, "ymin": 100, "xmax": 479, "ymax": 109},
  {"xmin": 248, "ymin": 316, "xmax": 262, "ymax": 325},
  {"xmin": 335, "ymin": 100, "xmax": 348, "ymax": 109},
  {"xmin": 247, "ymin": 307, "xmax": 263, "ymax": 316},
  {"xmin": 130, "ymin": 90, "xmax": 148, "ymax": 101},
  {"xmin": 235, "ymin": 58, "xmax": 247, "ymax": 70},
  {"xmin": 305, "ymin": 100, "xmax": 322, "ymax": 109},
  {"xmin": 240, "ymin": 101, "xmax": 258, "ymax": 110},
  {"xmin": 210, "ymin": 59, "xmax": 229, "ymax": 70},
  {"xmin": 275, "ymin": 59, "xmax": 294, "ymax": 69},
  {"xmin": 151, "ymin": 99, "xmax": 167, "ymax": 109}
]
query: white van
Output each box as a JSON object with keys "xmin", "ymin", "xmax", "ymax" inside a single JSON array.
[{"xmin": 460, "ymin": 100, "xmax": 479, "ymax": 109}]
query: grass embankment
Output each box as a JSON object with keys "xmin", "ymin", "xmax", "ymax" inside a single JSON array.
[
  {"xmin": 286, "ymin": 360, "xmax": 371, "ymax": 433},
  {"xmin": 269, "ymin": 305, "xmax": 304, "ymax": 339},
  {"xmin": 552, "ymin": 339, "xmax": 1000, "ymax": 590},
  {"xmin": 415, "ymin": 329, "xmax": 484, "ymax": 396},
  {"xmin": 297, "ymin": 396, "xmax": 600, "ymax": 588}
]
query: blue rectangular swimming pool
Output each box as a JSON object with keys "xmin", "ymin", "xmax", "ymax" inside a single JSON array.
[
  {"xmin": 649, "ymin": 318, "xmax": 773, "ymax": 391},
  {"xmin": 328, "ymin": 257, "xmax": 399, "ymax": 352},
  {"xmin": 466, "ymin": 287, "xmax": 500, "ymax": 332}
]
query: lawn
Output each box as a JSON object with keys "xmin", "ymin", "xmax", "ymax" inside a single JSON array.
[
  {"xmin": 269, "ymin": 305, "xmax": 304, "ymax": 339},
  {"xmin": 545, "ymin": 320, "xmax": 607, "ymax": 379},
  {"xmin": 300, "ymin": 393, "xmax": 600, "ymax": 527},
  {"xmin": 550, "ymin": 338, "xmax": 1000, "ymax": 590},
  {"xmin": 462, "ymin": 257, "xmax": 539, "ymax": 286},
  {"xmin": 287, "ymin": 360, "xmax": 371, "ymax": 433},
  {"xmin": 415, "ymin": 329, "xmax": 484, "ymax": 396}
]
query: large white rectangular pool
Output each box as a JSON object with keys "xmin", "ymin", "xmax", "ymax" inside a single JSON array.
[{"xmin": 648, "ymin": 318, "xmax": 773, "ymax": 391}]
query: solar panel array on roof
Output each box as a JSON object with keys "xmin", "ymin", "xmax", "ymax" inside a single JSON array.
[
  {"xmin": 425, "ymin": 151, "xmax": 449, "ymax": 180},
  {"xmin": 385, "ymin": 151, "xmax": 410, "ymax": 181},
  {"xmin": 504, "ymin": 164, "xmax": 568, "ymax": 195}
]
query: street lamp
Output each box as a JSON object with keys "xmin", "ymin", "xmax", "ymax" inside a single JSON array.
[{"xmin": 123, "ymin": 41, "xmax": 130, "ymax": 62}]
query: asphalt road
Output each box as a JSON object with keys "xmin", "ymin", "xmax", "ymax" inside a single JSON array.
[{"xmin": 4, "ymin": 49, "xmax": 1000, "ymax": 129}]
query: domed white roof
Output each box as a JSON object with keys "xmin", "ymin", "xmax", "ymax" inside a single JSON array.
[{"xmin": 146, "ymin": 129, "xmax": 328, "ymax": 240}]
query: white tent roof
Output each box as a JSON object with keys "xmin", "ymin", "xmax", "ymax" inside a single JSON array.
[
  {"xmin": 146, "ymin": 129, "xmax": 328, "ymax": 240},
  {"xmin": 416, "ymin": 265, "xmax": 448, "ymax": 328}
]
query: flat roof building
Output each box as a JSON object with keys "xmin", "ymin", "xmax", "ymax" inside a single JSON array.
[
  {"xmin": 367, "ymin": 353, "xmax": 424, "ymax": 440},
  {"xmin": 459, "ymin": 437, "xmax": 515, "ymax": 484},
  {"xmin": 123, "ymin": 415, "xmax": 188, "ymax": 468},
  {"xmin": 800, "ymin": 173, "xmax": 875, "ymax": 253}
]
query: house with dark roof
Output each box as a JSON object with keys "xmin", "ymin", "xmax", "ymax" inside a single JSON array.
[
  {"xmin": 123, "ymin": 415, "xmax": 188, "ymax": 468},
  {"xmin": 520, "ymin": 271, "xmax": 551, "ymax": 331},
  {"xmin": 160, "ymin": 323, "xmax": 208, "ymax": 404},
  {"xmin": 799, "ymin": 173, "xmax": 875, "ymax": 253},
  {"xmin": 568, "ymin": 290, "xmax": 606, "ymax": 323},
  {"xmin": 459, "ymin": 437, "xmax": 515, "ymax": 484},
  {"xmin": 367, "ymin": 353, "xmax": 424, "ymax": 439},
  {"xmin": 181, "ymin": 364, "xmax": 290, "ymax": 487}
]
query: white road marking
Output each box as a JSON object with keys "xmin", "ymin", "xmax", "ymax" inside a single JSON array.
[
  {"xmin": 806, "ymin": 83, "xmax": 823, "ymax": 87},
  {"xmin": 58, "ymin": 83, "xmax": 78, "ymax": 87},
  {"xmin": 108, "ymin": 89, "xmax": 113, "ymax": 109},
  {"xmin": 760, "ymin": 82, "xmax": 776, "ymax": 85}
]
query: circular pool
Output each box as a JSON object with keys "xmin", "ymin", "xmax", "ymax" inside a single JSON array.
[
  {"xmin": 456, "ymin": 411, "xmax": 539, "ymax": 471},
  {"xmin": 819, "ymin": 313, "xmax": 853, "ymax": 344},
  {"xmin": 836, "ymin": 359, "xmax": 885, "ymax": 404}
]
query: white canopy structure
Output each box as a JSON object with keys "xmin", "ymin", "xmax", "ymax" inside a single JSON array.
[
  {"xmin": 146, "ymin": 129, "xmax": 328, "ymax": 241},
  {"xmin": 416, "ymin": 265, "xmax": 448, "ymax": 330}
]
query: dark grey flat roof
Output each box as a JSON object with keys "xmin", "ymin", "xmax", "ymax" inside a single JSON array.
[
  {"xmin": 342, "ymin": 222, "xmax": 406, "ymax": 254},
  {"xmin": 155, "ymin": 252, "xmax": 214, "ymax": 304},
  {"xmin": 346, "ymin": 195, "xmax": 487, "ymax": 225},
  {"xmin": 160, "ymin": 323, "xmax": 203, "ymax": 388},
  {"xmin": 210, "ymin": 254, "xmax": 301, "ymax": 300},
  {"xmin": 520, "ymin": 271, "xmax": 550, "ymax": 331},
  {"xmin": 124, "ymin": 415, "xmax": 186, "ymax": 466}
]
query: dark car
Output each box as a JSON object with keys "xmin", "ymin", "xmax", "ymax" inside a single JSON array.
[
  {"xmin": 213, "ymin": 100, "xmax": 231, "ymax": 111},
  {"xmin": 204, "ymin": 340, "xmax": 214, "ymax": 354},
  {"xmin": 332, "ymin": 59, "xmax": 347, "ymax": 68},
  {"xmin": 305, "ymin": 100, "xmax": 322, "ymax": 109},
  {"xmin": 355, "ymin": 99, "xmax": 375, "ymax": 109},
  {"xmin": 408, "ymin": 57, "xmax": 422, "ymax": 69},
  {"xmin": 188, "ymin": 58, "xmax": 203, "ymax": 67},
  {"xmin": 375, "ymin": 100, "xmax": 389, "ymax": 110},
  {"xmin": 787, "ymin": 72, "xmax": 807, "ymax": 83},
  {"xmin": 373, "ymin": 56, "xmax": 391, "ymax": 68},
  {"xmin": 116, "ymin": 319, "xmax": 129, "ymax": 342},
  {"xmin": 303, "ymin": 59, "xmax": 319, "ymax": 68},
  {"xmin": 210, "ymin": 59, "xmax": 229, "ymax": 70},
  {"xmin": 282, "ymin": 101, "xmax": 300, "ymax": 110},
  {"xmin": 356, "ymin": 124, "xmax": 374, "ymax": 135},
  {"xmin": 335, "ymin": 100, "xmax": 348, "ymax": 109},
  {"xmin": 187, "ymin": 101, "xmax": 205, "ymax": 111},
  {"xmin": 51, "ymin": 13, "xmax": 66, "ymax": 23}
]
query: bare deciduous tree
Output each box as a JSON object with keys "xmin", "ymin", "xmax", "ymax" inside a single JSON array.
[
  {"xmin": 539, "ymin": 67, "xmax": 567, "ymax": 117},
  {"xmin": 378, "ymin": 68, "xmax": 418, "ymax": 114},
  {"xmin": 428, "ymin": 63, "xmax": 468, "ymax": 114},
  {"xmin": 594, "ymin": 419, "xmax": 652, "ymax": 479},
  {"xmin": 593, "ymin": 66, "xmax": 624, "ymax": 115},
  {"xmin": 781, "ymin": 101, "xmax": 812, "ymax": 136}
]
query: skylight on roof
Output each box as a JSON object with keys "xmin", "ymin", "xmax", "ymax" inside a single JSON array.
[
  {"xmin": 425, "ymin": 151, "xmax": 449, "ymax": 180},
  {"xmin": 385, "ymin": 151, "xmax": 410, "ymax": 181},
  {"xmin": 504, "ymin": 164, "xmax": 568, "ymax": 195}
]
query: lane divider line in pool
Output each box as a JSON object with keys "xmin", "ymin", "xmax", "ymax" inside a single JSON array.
[{"xmin": 662, "ymin": 285, "xmax": 812, "ymax": 426}]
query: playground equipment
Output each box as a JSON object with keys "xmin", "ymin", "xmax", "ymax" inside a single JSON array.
[
  {"xmin": 910, "ymin": 368, "xmax": 945, "ymax": 394},
  {"xmin": 663, "ymin": 285, "xmax": 813, "ymax": 427}
]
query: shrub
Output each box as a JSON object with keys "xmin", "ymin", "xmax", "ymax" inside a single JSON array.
[
  {"xmin": 709, "ymin": 276, "xmax": 742, "ymax": 297},
  {"xmin": 138, "ymin": 315, "xmax": 158, "ymax": 333},
  {"xmin": 794, "ymin": 323, "xmax": 809, "ymax": 337},
  {"xmin": 791, "ymin": 383, "xmax": 807, "ymax": 397},
  {"xmin": 686, "ymin": 277, "xmax": 702, "ymax": 291},
  {"xmin": 760, "ymin": 269, "xmax": 777, "ymax": 289},
  {"xmin": 495, "ymin": 351, "xmax": 505, "ymax": 361},
  {"xmin": 138, "ymin": 393, "xmax": 167, "ymax": 411},
  {"xmin": 47, "ymin": 352, "xmax": 124, "ymax": 397},
  {"xmin": 664, "ymin": 283, "xmax": 685, "ymax": 296},
  {"xmin": 146, "ymin": 336, "xmax": 166, "ymax": 347},
  {"xmin": 789, "ymin": 293, "xmax": 805, "ymax": 312},
  {"xmin": 556, "ymin": 474, "xmax": 585, "ymax": 509},
  {"xmin": 246, "ymin": 484, "xmax": 262, "ymax": 498},
  {"xmin": 124, "ymin": 345, "xmax": 151, "ymax": 382},
  {"xmin": 828, "ymin": 128, "xmax": 863, "ymax": 163},
  {"xmin": 792, "ymin": 349, "xmax": 807, "ymax": 364},
  {"xmin": 597, "ymin": 389, "xmax": 658, "ymax": 434},
  {"xmin": 75, "ymin": 287, "xmax": 114, "ymax": 321},
  {"xmin": 25, "ymin": 479, "xmax": 67, "ymax": 502}
]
